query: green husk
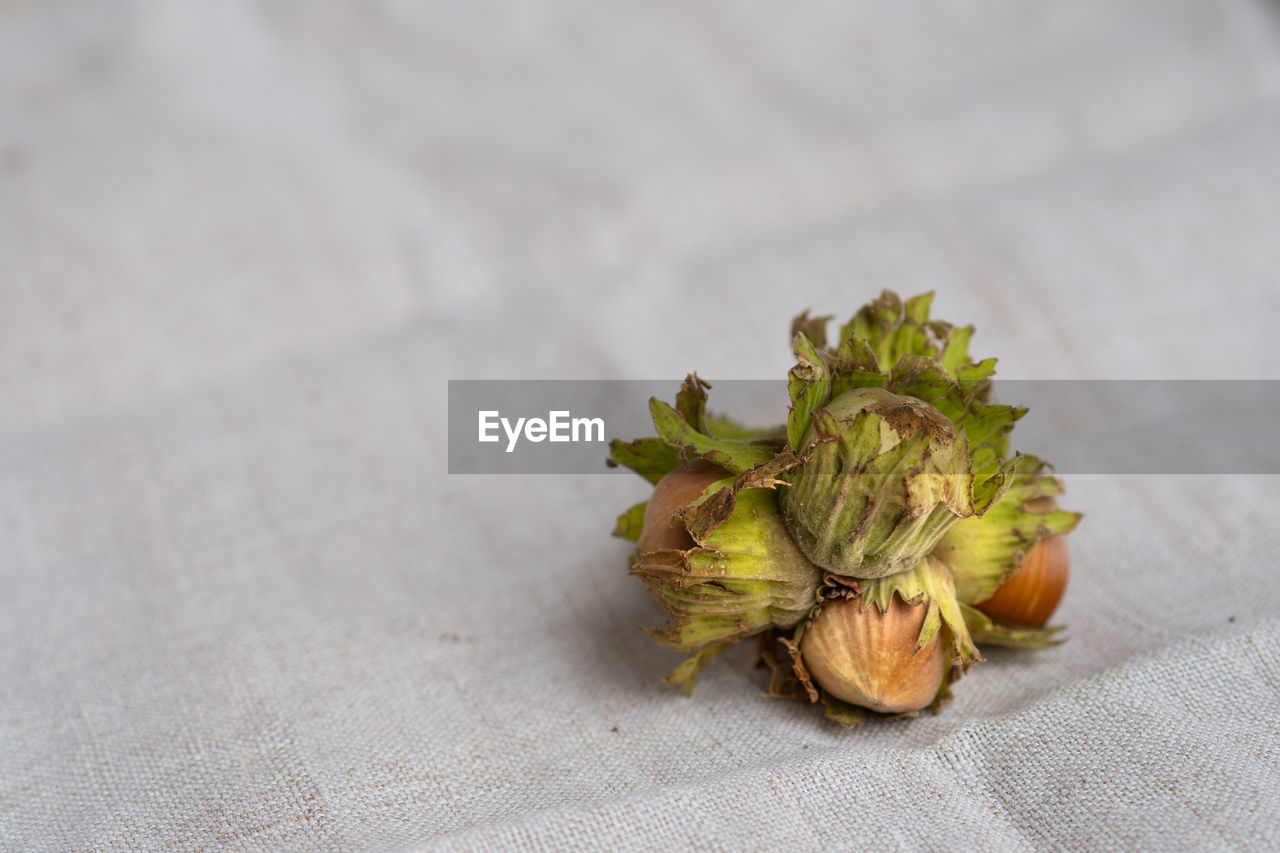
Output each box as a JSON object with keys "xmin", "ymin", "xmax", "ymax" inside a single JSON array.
[
  {"xmin": 961, "ymin": 604, "xmax": 1064, "ymax": 649},
  {"xmin": 932, "ymin": 455, "xmax": 1083, "ymax": 605},
  {"xmin": 608, "ymin": 374, "xmax": 786, "ymax": 480},
  {"xmin": 632, "ymin": 477, "xmax": 822, "ymax": 693},
  {"xmin": 610, "ymin": 290, "xmax": 1080, "ymax": 719},
  {"xmin": 788, "ymin": 290, "xmax": 1026, "ymax": 462},
  {"xmin": 860, "ymin": 556, "xmax": 979, "ymax": 667},
  {"xmin": 781, "ymin": 387, "xmax": 1008, "ymax": 578},
  {"xmin": 612, "ymin": 501, "xmax": 648, "ymax": 542},
  {"xmin": 779, "ymin": 292, "xmax": 1024, "ymax": 579}
]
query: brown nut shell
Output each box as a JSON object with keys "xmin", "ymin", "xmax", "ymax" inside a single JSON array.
[
  {"xmin": 800, "ymin": 595, "xmax": 947, "ymax": 714},
  {"xmin": 975, "ymin": 534, "xmax": 1070, "ymax": 627},
  {"xmin": 636, "ymin": 460, "xmax": 729, "ymax": 553}
]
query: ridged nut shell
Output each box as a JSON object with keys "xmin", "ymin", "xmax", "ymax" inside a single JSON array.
[{"xmin": 800, "ymin": 595, "xmax": 947, "ymax": 713}]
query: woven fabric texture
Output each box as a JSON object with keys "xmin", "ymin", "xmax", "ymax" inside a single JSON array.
[{"xmin": 3, "ymin": 1, "xmax": 1280, "ymax": 850}]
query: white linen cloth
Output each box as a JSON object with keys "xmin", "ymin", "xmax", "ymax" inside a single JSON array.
[{"xmin": 3, "ymin": 1, "xmax": 1280, "ymax": 849}]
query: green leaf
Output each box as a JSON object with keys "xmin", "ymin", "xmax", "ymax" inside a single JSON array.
[
  {"xmin": 932, "ymin": 455, "xmax": 1082, "ymax": 604},
  {"xmin": 938, "ymin": 325, "xmax": 974, "ymax": 374},
  {"xmin": 821, "ymin": 695, "xmax": 869, "ymax": 727},
  {"xmin": 607, "ymin": 437, "xmax": 683, "ymax": 484},
  {"xmin": 903, "ymin": 291, "xmax": 935, "ymax": 324},
  {"xmin": 675, "ymin": 373, "xmax": 711, "ymax": 433},
  {"xmin": 704, "ymin": 415, "xmax": 785, "ymax": 441},
  {"xmin": 612, "ymin": 501, "xmax": 647, "ymax": 542},
  {"xmin": 828, "ymin": 335, "xmax": 886, "ymax": 396},
  {"xmin": 664, "ymin": 641, "xmax": 732, "ymax": 696},
  {"xmin": 787, "ymin": 332, "xmax": 832, "ymax": 452},
  {"xmin": 961, "ymin": 604, "xmax": 1064, "ymax": 648},
  {"xmin": 839, "ymin": 290, "xmax": 904, "ymax": 367},
  {"xmin": 650, "ymin": 399, "xmax": 780, "ymax": 474}
]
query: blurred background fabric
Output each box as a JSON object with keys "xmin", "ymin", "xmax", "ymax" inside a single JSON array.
[{"xmin": 4, "ymin": 1, "xmax": 1280, "ymax": 850}]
